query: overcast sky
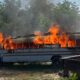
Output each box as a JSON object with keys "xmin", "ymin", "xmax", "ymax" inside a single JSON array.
[
  {"xmin": 51, "ymin": 0, "xmax": 80, "ymax": 8},
  {"xmin": 0, "ymin": 0, "xmax": 80, "ymax": 9}
]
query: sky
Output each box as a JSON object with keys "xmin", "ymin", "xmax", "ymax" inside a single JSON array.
[
  {"xmin": 53, "ymin": 0, "xmax": 80, "ymax": 8},
  {"xmin": 0, "ymin": 0, "xmax": 80, "ymax": 9}
]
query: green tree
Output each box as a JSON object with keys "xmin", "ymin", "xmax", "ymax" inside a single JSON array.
[
  {"xmin": 28, "ymin": 0, "xmax": 54, "ymax": 32},
  {"xmin": 53, "ymin": 0, "xmax": 79, "ymax": 32},
  {"xmin": 0, "ymin": 0, "xmax": 21, "ymax": 35},
  {"xmin": 0, "ymin": 2, "xmax": 5, "ymax": 28}
]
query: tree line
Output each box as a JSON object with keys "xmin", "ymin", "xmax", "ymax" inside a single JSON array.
[{"xmin": 0, "ymin": 0, "xmax": 79, "ymax": 36}]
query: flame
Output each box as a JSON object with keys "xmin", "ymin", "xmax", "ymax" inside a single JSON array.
[
  {"xmin": 33, "ymin": 24, "xmax": 76, "ymax": 48},
  {"xmin": 0, "ymin": 32, "xmax": 14, "ymax": 50},
  {"xmin": 2, "ymin": 36, "xmax": 14, "ymax": 50},
  {"xmin": 33, "ymin": 31, "xmax": 43, "ymax": 44},
  {"xmin": 59, "ymin": 32, "xmax": 67, "ymax": 47},
  {"xmin": 0, "ymin": 33, "xmax": 3, "ymax": 43},
  {"xmin": 0, "ymin": 33, "xmax": 4, "ymax": 48},
  {"xmin": 0, "ymin": 24, "xmax": 76, "ymax": 50}
]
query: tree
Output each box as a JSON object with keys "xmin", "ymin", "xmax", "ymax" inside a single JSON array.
[
  {"xmin": 0, "ymin": 0, "xmax": 21, "ymax": 35},
  {"xmin": 53, "ymin": 0, "xmax": 79, "ymax": 32},
  {"xmin": 0, "ymin": 2, "xmax": 5, "ymax": 28},
  {"xmin": 0, "ymin": 0, "xmax": 79, "ymax": 36},
  {"xmin": 28, "ymin": 0, "xmax": 54, "ymax": 32}
]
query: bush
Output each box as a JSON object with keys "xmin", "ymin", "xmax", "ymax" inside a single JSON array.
[{"xmin": 60, "ymin": 73, "xmax": 78, "ymax": 80}]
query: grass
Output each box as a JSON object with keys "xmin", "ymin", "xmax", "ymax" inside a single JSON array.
[{"xmin": 0, "ymin": 63, "xmax": 78, "ymax": 80}]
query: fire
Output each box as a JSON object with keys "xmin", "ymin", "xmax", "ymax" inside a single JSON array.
[
  {"xmin": 0, "ymin": 35, "xmax": 14, "ymax": 50},
  {"xmin": 47, "ymin": 24, "xmax": 59, "ymax": 44},
  {"xmin": 33, "ymin": 24, "xmax": 76, "ymax": 48},
  {"xmin": 0, "ymin": 33, "xmax": 3, "ymax": 43},
  {"xmin": 59, "ymin": 32, "xmax": 67, "ymax": 47},
  {"xmin": 0, "ymin": 24, "xmax": 76, "ymax": 50},
  {"xmin": 33, "ymin": 31, "xmax": 43, "ymax": 44}
]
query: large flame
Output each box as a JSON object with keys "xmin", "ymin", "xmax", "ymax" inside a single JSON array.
[
  {"xmin": 0, "ymin": 24, "xmax": 76, "ymax": 50},
  {"xmin": 33, "ymin": 24, "xmax": 76, "ymax": 48},
  {"xmin": 0, "ymin": 35, "xmax": 14, "ymax": 50}
]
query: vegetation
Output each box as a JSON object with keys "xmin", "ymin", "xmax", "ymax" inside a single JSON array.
[
  {"xmin": 53, "ymin": 0, "xmax": 79, "ymax": 31},
  {"xmin": 0, "ymin": 0, "xmax": 79, "ymax": 36},
  {"xmin": 0, "ymin": 63, "xmax": 78, "ymax": 80},
  {"xmin": 60, "ymin": 73, "xmax": 78, "ymax": 80},
  {"xmin": 0, "ymin": 73, "xmax": 78, "ymax": 80}
]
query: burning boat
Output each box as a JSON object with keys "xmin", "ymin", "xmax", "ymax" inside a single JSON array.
[{"xmin": 0, "ymin": 24, "xmax": 79, "ymax": 63}]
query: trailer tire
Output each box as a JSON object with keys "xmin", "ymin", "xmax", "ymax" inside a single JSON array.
[
  {"xmin": 0, "ymin": 57, "xmax": 3, "ymax": 67},
  {"xmin": 51, "ymin": 55, "xmax": 61, "ymax": 66}
]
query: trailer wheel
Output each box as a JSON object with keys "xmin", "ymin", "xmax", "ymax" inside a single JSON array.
[
  {"xmin": 0, "ymin": 57, "xmax": 3, "ymax": 67},
  {"xmin": 51, "ymin": 55, "xmax": 61, "ymax": 66},
  {"xmin": 0, "ymin": 57, "xmax": 2, "ymax": 62}
]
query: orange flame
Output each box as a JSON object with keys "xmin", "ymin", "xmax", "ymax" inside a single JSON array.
[
  {"xmin": 33, "ymin": 24, "xmax": 76, "ymax": 48},
  {"xmin": 2, "ymin": 36, "xmax": 14, "ymax": 50},
  {"xmin": 0, "ymin": 24, "xmax": 76, "ymax": 50}
]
